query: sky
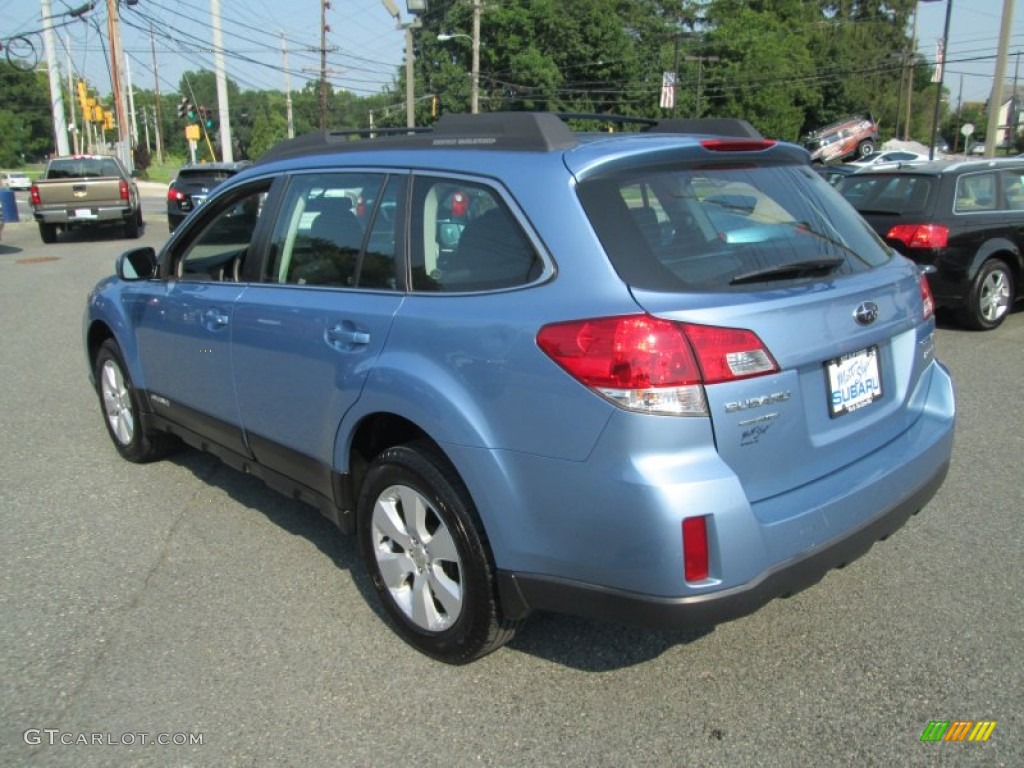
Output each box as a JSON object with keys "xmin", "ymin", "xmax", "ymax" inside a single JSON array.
[{"xmin": 0, "ymin": 0, "xmax": 1021, "ymax": 113}]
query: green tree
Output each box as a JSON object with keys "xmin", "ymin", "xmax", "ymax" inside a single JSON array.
[
  {"xmin": 0, "ymin": 62, "xmax": 54, "ymax": 164},
  {"xmin": 248, "ymin": 100, "xmax": 289, "ymax": 159}
]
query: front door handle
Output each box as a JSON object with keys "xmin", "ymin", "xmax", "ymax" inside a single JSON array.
[
  {"xmin": 326, "ymin": 323, "xmax": 370, "ymax": 347},
  {"xmin": 203, "ymin": 307, "xmax": 229, "ymax": 329}
]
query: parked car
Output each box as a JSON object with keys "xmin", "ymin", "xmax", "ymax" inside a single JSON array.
[
  {"xmin": 167, "ymin": 161, "xmax": 251, "ymax": 231},
  {"xmin": 849, "ymin": 150, "xmax": 930, "ymax": 168},
  {"xmin": 801, "ymin": 115, "xmax": 879, "ymax": 163},
  {"xmin": 30, "ymin": 155, "xmax": 142, "ymax": 243},
  {"xmin": 84, "ymin": 113, "xmax": 955, "ymax": 663},
  {"xmin": 836, "ymin": 157, "xmax": 1024, "ymax": 329},
  {"xmin": 966, "ymin": 142, "xmax": 986, "ymax": 157},
  {"xmin": 2, "ymin": 172, "xmax": 32, "ymax": 191}
]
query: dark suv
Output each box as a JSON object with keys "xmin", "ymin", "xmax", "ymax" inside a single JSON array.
[
  {"xmin": 167, "ymin": 161, "xmax": 251, "ymax": 231},
  {"xmin": 837, "ymin": 158, "xmax": 1024, "ymax": 329}
]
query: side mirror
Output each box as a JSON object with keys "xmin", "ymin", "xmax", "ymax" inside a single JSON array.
[{"xmin": 116, "ymin": 246, "xmax": 157, "ymax": 280}]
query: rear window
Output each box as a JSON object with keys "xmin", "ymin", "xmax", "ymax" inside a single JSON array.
[
  {"xmin": 177, "ymin": 169, "xmax": 235, "ymax": 183},
  {"xmin": 46, "ymin": 157, "xmax": 122, "ymax": 179},
  {"xmin": 576, "ymin": 164, "xmax": 891, "ymax": 292},
  {"xmin": 837, "ymin": 174, "xmax": 937, "ymax": 214}
]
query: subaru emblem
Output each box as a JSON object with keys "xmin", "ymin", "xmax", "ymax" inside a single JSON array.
[{"xmin": 854, "ymin": 301, "xmax": 879, "ymax": 326}]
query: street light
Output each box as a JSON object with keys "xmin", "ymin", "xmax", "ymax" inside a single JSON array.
[{"xmin": 438, "ymin": 1, "xmax": 480, "ymax": 113}]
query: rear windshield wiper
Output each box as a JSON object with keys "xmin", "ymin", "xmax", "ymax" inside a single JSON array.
[{"xmin": 729, "ymin": 258, "xmax": 843, "ymax": 286}]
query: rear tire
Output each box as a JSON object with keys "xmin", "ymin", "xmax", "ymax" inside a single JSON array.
[
  {"xmin": 960, "ymin": 259, "xmax": 1014, "ymax": 330},
  {"xmin": 357, "ymin": 442, "xmax": 520, "ymax": 664},
  {"xmin": 94, "ymin": 339, "xmax": 177, "ymax": 462},
  {"xmin": 39, "ymin": 222, "xmax": 57, "ymax": 244},
  {"xmin": 125, "ymin": 209, "xmax": 142, "ymax": 239}
]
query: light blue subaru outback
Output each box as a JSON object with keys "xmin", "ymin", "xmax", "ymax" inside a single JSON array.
[{"xmin": 85, "ymin": 113, "xmax": 955, "ymax": 663}]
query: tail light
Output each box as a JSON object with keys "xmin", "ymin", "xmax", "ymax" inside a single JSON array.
[
  {"xmin": 536, "ymin": 314, "xmax": 778, "ymax": 416},
  {"xmin": 701, "ymin": 139, "xmax": 777, "ymax": 152},
  {"xmin": 167, "ymin": 188, "xmax": 185, "ymax": 202},
  {"xmin": 30, "ymin": 184, "xmax": 41, "ymax": 206},
  {"xmin": 886, "ymin": 223, "xmax": 948, "ymax": 249},
  {"xmin": 920, "ymin": 273, "xmax": 935, "ymax": 321},
  {"xmin": 682, "ymin": 516, "xmax": 710, "ymax": 582},
  {"xmin": 450, "ymin": 191, "xmax": 468, "ymax": 217},
  {"xmin": 118, "ymin": 179, "xmax": 130, "ymax": 201}
]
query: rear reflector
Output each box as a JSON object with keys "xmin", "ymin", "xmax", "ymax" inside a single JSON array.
[
  {"xmin": 682, "ymin": 516, "xmax": 709, "ymax": 582},
  {"xmin": 886, "ymin": 223, "xmax": 948, "ymax": 249}
]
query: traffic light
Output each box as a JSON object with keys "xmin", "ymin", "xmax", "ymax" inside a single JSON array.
[
  {"xmin": 103, "ymin": 111, "xmax": 114, "ymax": 131},
  {"xmin": 198, "ymin": 105, "xmax": 214, "ymax": 130},
  {"xmin": 77, "ymin": 81, "xmax": 88, "ymax": 112},
  {"xmin": 177, "ymin": 96, "xmax": 191, "ymax": 120}
]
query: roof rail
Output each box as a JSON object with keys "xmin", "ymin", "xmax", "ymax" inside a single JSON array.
[
  {"xmin": 255, "ymin": 111, "xmax": 768, "ymax": 164},
  {"xmin": 645, "ymin": 118, "xmax": 763, "ymax": 139}
]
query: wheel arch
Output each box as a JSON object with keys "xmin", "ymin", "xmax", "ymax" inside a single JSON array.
[{"xmin": 966, "ymin": 239, "xmax": 1022, "ymax": 290}]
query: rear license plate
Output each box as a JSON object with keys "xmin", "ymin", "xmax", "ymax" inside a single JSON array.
[
  {"xmin": 74, "ymin": 208, "xmax": 96, "ymax": 219},
  {"xmin": 826, "ymin": 345, "xmax": 882, "ymax": 417}
]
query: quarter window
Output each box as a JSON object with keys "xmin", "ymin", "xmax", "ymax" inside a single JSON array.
[{"xmin": 954, "ymin": 173, "xmax": 996, "ymax": 212}]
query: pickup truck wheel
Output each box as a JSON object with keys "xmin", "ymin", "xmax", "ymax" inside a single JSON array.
[
  {"xmin": 358, "ymin": 442, "xmax": 520, "ymax": 664},
  {"xmin": 124, "ymin": 209, "xmax": 142, "ymax": 239},
  {"xmin": 39, "ymin": 223, "xmax": 58, "ymax": 244},
  {"xmin": 94, "ymin": 339, "xmax": 178, "ymax": 462}
]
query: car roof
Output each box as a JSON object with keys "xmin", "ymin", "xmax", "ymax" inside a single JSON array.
[
  {"xmin": 242, "ymin": 112, "xmax": 810, "ymax": 184},
  {"xmin": 842, "ymin": 157, "xmax": 1024, "ymax": 178}
]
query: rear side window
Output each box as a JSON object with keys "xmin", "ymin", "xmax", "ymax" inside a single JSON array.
[
  {"xmin": 577, "ymin": 164, "xmax": 891, "ymax": 292},
  {"xmin": 409, "ymin": 177, "xmax": 541, "ymax": 292},
  {"xmin": 954, "ymin": 172, "xmax": 996, "ymax": 212}
]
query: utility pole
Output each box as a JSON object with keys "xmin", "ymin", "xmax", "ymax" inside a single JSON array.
[
  {"xmin": 471, "ymin": 0, "xmax": 480, "ymax": 114},
  {"xmin": 904, "ymin": 9, "xmax": 917, "ymax": 141},
  {"xmin": 41, "ymin": 0, "xmax": 70, "ymax": 156},
  {"xmin": 984, "ymin": 0, "xmax": 1015, "ymax": 156},
  {"xmin": 126, "ymin": 55, "xmax": 139, "ymax": 145},
  {"xmin": 105, "ymin": 0, "xmax": 131, "ymax": 166},
  {"xmin": 282, "ymin": 33, "xmax": 295, "ymax": 139},
  {"xmin": 151, "ymin": 24, "xmax": 163, "ymax": 164},
  {"xmin": 211, "ymin": 0, "xmax": 234, "ymax": 161},
  {"xmin": 65, "ymin": 33, "xmax": 79, "ymax": 155},
  {"xmin": 320, "ymin": 0, "xmax": 329, "ymax": 130}
]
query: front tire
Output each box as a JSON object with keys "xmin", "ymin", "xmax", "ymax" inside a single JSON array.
[
  {"xmin": 357, "ymin": 442, "xmax": 519, "ymax": 664},
  {"xmin": 857, "ymin": 139, "xmax": 875, "ymax": 160},
  {"xmin": 94, "ymin": 339, "xmax": 177, "ymax": 462},
  {"xmin": 960, "ymin": 259, "xmax": 1014, "ymax": 330}
]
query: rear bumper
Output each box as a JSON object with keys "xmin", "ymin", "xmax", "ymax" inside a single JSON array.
[
  {"xmin": 497, "ymin": 457, "xmax": 948, "ymax": 628},
  {"xmin": 34, "ymin": 206, "xmax": 134, "ymax": 224}
]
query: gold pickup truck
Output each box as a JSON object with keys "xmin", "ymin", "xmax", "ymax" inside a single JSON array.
[{"xmin": 30, "ymin": 155, "xmax": 143, "ymax": 243}]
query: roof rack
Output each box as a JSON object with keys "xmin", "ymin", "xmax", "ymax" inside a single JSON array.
[{"xmin": 256, "ymin": 112, "xmax": 767, "ymax": 164}]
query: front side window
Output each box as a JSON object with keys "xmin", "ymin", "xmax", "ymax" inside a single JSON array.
[
  {"xmin": 265, "ymin": 172, "xmax": 398, "ymax": 289},
  {"xmin": 409, "ymin": 177, "xmax": 541, "ymax": 292},
  {"xmin": 174, "ymin": 184, "xmax": 271, "ymax": 281}
]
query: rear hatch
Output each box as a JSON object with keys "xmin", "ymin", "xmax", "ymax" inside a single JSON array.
[
  {"xmin": 573, "ymin": 146, "xmax": 934, "ymax": 505},
  {"xmin": 173, "ymin": 168, "xmax": 235, "ymax": 210}
]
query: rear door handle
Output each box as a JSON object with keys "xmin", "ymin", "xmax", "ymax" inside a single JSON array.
[{"xmin": 326, "ymin": 323, "xmax": 370, "ymax": 347}]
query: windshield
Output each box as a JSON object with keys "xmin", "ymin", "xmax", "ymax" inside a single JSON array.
[{"xmin": 576, "ymin": 163, "xmax": 891, "ymax": 292}]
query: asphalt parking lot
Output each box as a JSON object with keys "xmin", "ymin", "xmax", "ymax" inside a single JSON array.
[{"xmin": 0, "ymin": 203, "xmax": 1020, "ymax": 766}]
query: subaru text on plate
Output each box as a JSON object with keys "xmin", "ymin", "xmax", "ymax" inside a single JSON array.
[{"xmin": 84, "ymin": 113, "xmax": 955, "ymax": 663}]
